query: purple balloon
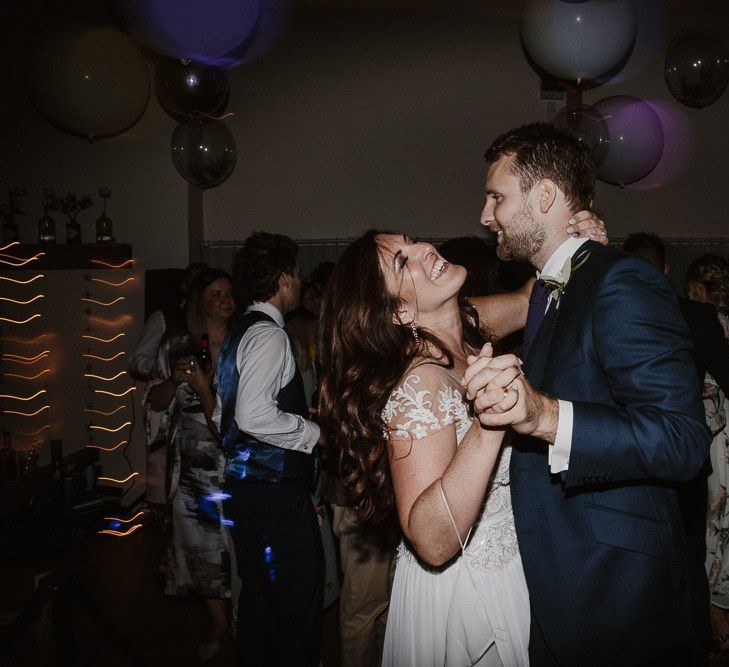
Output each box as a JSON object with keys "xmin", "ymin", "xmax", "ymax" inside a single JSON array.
[
  {"xmin": 220, "ymin": 0, "xmax": 294, "ymax": 67},
  {"xmin": 113, "ymin": 0, "xmax": 260, "ymax": 65},
  {"xmin": 590, "ymin": 95, "xmax": 664, "ymax": 186}
]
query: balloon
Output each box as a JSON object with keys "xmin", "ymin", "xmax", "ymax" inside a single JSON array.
[
  {"xmin": 24, "ymin": 22, "xmax": 149, "ymax": 141},
  {"xmin": 219, "ymin": 0, "xmax": 294, "ymax": 67},
  {"xmin": 113, "ymin": 0, "xmax": 260, "ymax": 66},
  {"xmin": 553, "ymin": 103, "xmax": 609, "ymax": 165},
  {"xmin": 155, "ymin": 59, "xmax": 229, "ymax": 120},
  {"xmin": 665, "ymin": 29, "xmax": 729, "ymax": 109},
  {"xmin": 590, "ymin": 95, "xmax": 664, "ymax": 186},
  {"xmin": 521, "ymin": 0, "xmax": 637, "ymax": 83},
  {"xmin": 170, "ymin": 119, "xmax": 237, "ymax": 189}
]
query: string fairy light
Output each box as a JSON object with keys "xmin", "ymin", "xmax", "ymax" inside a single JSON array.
[
  {"xmin": 87, "ymin": 314, "xmax": 133, "ymax": 327},
  {"xmin": 0, "ymin": 313, "xmax": 42, "ymax": 325},
  {"xmin": 84, "ymin": 371, "xmax": 127, "ymax": 382},
  {"xmin": 82, "ymin": 333, "xmax": 125, "ymax": 344},
  {"xmin": 1, "ymin": 333, "xmax": 51, "ymax": 345},
  {"xmin": 3, "ymin": 405, "xmax": 50, "ymax": 417},
  {"xmin": 83, "ymin": 351, "xmax": 126, "ymax": 362},
  {"xmin": 98, "ymin": 471, "xmax": 139, "ymax": 484},
  {"xmin": 81, "ymin": 296, "xmax": 125, "ymax": 307},
  {"xmin": 84, "ymin": 405, "xmax": 125, "ymax": 416},
  {"xmin": 104, "ymin": 511, "xmax": 145, "ymax": 523},
  {"xmin": 91, "ymin": 277, "xmax": 134, "ymax": 287},
  {"xmin": 88, "ymin": 421, "xmax": 132, "ymax": 433},
  {"xmin": 0, "ymin": 388, "xmax": 47, "ymax": 402},
  {"xmin": 98, "ymin": 524, "xmax": 143, "ymax": 538},
  {"xmin": 0, "ymin": 294, "xmax": 44, "ymax": 305},
  {"xmin": 3, "ymin": 369, "xmax": 51, "ymax": 381},
  {"xmin": 11, "ymin": 425, "xmax": 50, "ymax": 437},
  {"xmin": 2, "ymin": 351, "xmax": 50, "ymax": 365},
  {"xmin": 90, "ymin": 258, "xmax": 133, "ymax": 269},
  {"xmin": 86, "ymin": 439, "xmax": 128, "ymax": 452},
  {"xmin": 0, "ymin": 274, "xmax": 45, "ymax": 285},
  {"xmin": 93, "ymin": 387, "xmax": 136, "ymax": 398},
  {"xmin": 0, "ymin": 240, "xmax": 20, "ymax": 252},
  {"xmin": 0, "ymin": 252, "xmax": 45, "ymax": 267}
]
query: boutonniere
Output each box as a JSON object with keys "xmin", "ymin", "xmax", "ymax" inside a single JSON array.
[{"xmin": 540, "ymin": 250, "xmax": 592, "ymax": 308}]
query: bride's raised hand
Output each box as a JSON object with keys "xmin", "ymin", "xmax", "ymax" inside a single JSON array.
[{"xmin": 568, "ymin": 210, "xmax": 608, "ymax": 244}]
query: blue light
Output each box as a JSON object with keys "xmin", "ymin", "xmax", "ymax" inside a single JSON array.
[
  {"xmin": 221, "ymin": 518, "xmax": 235, "ymax": 527},
  {"xmin": 109, "ymin": 520, "xmax": 122, "ymax": 530},
  {"xmin": 205, "ymin": 492, "xmax": 232, "ymax": 502},
  {"xmin": 268, "ymin": 567, "xmax": 276, "ymax": 583},
  {"xmin": 264, "ymin": 545, "xmax": 273, "ymax": 564}
]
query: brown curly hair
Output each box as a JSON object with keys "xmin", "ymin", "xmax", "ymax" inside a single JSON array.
[
  {"xmin": 317, "ymin": 230, "xmax": 491, "ymax": 522},
  {"xmin": 685, "ymin": 254, "xmax": 729, "ymax": 315}
]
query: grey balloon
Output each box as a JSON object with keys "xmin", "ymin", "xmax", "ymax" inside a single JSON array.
[
  {"xmin": 170, "ymin": 119, "xmax": 237, "ymax": 189},
  {"xmin": 521, "ymin": 0, "xmax": 637, "ymax": 83},
  {"xmin": 590, "ymin": 95, "xmax": 664, "ymax": 186}
]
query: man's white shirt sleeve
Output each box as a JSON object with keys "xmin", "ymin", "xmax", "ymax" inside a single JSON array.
[
  {"xmin": 232, "ymin": 323, "xmax": 319, "ymax": 453},
  {"xmin": 548, "ymin": 400, "xmax": 573, "ymax": 473}
]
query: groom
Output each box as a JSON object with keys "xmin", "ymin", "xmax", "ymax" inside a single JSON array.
[{"xmin": 464, "ymin": 123, "xmax": 711, "ymax": 665}]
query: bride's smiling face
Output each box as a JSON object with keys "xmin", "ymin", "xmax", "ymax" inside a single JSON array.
[{"xmin": 376, "ymin": 233, "xmax": 466, "ymax": 321}]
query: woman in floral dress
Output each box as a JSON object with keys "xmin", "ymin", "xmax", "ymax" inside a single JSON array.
[{"xmin": 686, "ymin": 255, "xmax": 729, "ymax": 646}]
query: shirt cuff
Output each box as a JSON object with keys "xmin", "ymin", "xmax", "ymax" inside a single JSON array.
[
  {"xmin": 548, "ymin": 399, "xmax": 573, "ymax": 473},
  {"xmin": 298, "ymin": 417, "xmax": 320, "ymax": 455}
]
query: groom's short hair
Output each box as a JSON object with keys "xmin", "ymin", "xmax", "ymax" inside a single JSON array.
[{"xmin": 484, "ymin": 123, "xmax": 596, "ymax": 213}]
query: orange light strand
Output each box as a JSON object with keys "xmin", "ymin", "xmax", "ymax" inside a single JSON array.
[
  {"xmin": 103, "ymin": 511, "xmax": 145, "ymax": 524},
  {"xmin": 0, "ymin": 389, "xmax": 47, "ymax": 402},
  {"xmin": 84, "ymin": 371, "xmax": 127, "ymax": 382},
  {"xmin": 86, "ymin": 439, "xmax": 128, "ymax": 452},
  {"xmin": 0, "ymin": 294, "xmax": 44, "ymax": 305},
  {"xmin": 94, "ymin": 387, "xmax": 136, "ymax": 398},
  {"xmin": 3, "ymin": 369, "xmax": 51, "ymax": 381},
  {"xmin": 90, "ymin": 259, "xmax": 133, "ymax": 269},
  {"xmin": 0, "ymin": 274, "xmax": 44, "ymax": 285},
  {"xmin": 3, "ymin": 405, "xmax": 50, "ymax": 417},
  {"xmin": 0, "ymin": 241, "xmax": 20, "ymax": 252},
  {"xmin": 91, "ymin": 277, "xmax": 134, "ymax": 287},
  {"xmin": 98, "ymin": 524, "xmax": 143, "ymax": 538},
  {"xmin": 89, "ymin": 421, "xmax": 131, "ymax": 433},
  {"xmin": 81, "ymin": 296, "xmax": 125, "ymax": 306},
  {"xmin": 0, "ymin": 253, "xmax": 44, "ymax": 267},
  {"xmin": 82, "ymin": 333, "xmax": 125, "ymax": 343},
  {"xmin": 84, "ymin": 405, "xmax": 125, "ymax": 416},
  {"xmin": 98, "ymin": 472, "xmax": 138, "ymax": 484},
  {"xmin": 83, "ymin": 351, "xmax": 126, "ymax": 362},
  {"xmin": 0, "ymin": 313, "xmax": 42, "ymax": 325}
]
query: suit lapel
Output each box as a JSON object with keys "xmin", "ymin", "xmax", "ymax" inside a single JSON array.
[
  {"xmin": 523, "ymin": 300, "xmax": 560, "ymax": 390},
  {"xmin": 523, "ymin": 240, "xmax": 598, "ymax": 389}
]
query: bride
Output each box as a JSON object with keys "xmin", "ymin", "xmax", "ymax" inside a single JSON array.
[{"xmin": 318, "ymin": 223, "xmax": 603, "ymax": 665}]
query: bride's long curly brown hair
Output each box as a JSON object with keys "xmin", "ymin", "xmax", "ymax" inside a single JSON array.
[{"xmin": 317, "ymin": 230, "xmax": 491, "ymax": 522}]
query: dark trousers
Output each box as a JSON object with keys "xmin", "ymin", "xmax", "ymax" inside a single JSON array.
[{"xmin": 223, "ymin": 479, "xmax": 324, "ymax": 667}]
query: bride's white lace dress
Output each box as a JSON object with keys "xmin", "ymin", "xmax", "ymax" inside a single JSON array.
[{"xmin": 381, "ymin": 368, "xmax": 530, "ymax": 666}]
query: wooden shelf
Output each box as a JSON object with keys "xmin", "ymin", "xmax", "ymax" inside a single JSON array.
[{"xmin": 2, "ymin": 244, "xmax": 133, "ymax": 270}]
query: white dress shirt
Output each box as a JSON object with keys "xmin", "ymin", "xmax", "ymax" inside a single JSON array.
[
  {"xmin": 538, "ymin": 236, "xmax": 588, "ymax": 473},
  {"xmin": 129, "ymin": 309, "xmax": 166, "ymax": 378},
  {"xmin": 212, "ymin": 302, "xmax": 319, "ymax": 454}
]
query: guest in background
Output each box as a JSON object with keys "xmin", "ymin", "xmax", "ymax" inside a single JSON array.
[
  {"xmin": 686, "ymin": 254, "xmax": 729, "ymax": 652},
  {"xmin": 217, "ymin": 233, "xmax": 323, "ymax": 666},
  {"xmin": 130, "ymin": 262, "xmax": 208, "ymax": 380},
  {"xmin": 623, "ymin": 233, "xmax": 725, "ymax": 664},
  {"xmin": 134, "ymin": 262, "xmax": 208, "ymax": 509},
  {"xmin": 285, "ymin": 282, "xmax": 318, "ymax": 405},
  {"xmin": 145, "ymin": 268, "xmax": 235, "ymax": 661}
]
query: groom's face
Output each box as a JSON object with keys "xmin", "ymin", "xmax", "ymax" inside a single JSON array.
[{"xmin": 481, "ymin": 154, "xmax": 546, "ymax": 262}]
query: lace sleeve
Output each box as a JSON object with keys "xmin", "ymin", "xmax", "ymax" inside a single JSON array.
[{"xmin": 382, "ymin": 365, "xmax": 467, "ymax": 441}]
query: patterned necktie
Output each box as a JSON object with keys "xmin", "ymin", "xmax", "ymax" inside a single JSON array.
[{"xmin": 522, "ymin": 279, "xmax": 550, "ymax": 356}]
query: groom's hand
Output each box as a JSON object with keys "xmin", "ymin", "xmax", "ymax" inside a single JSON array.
[
  {"xmin": 463, "ymin": 350, "xmax": 522, "ymax": 415},
  {"xmin": 473, "ymin": 375, "xmax": 559, "ymax": 442}
]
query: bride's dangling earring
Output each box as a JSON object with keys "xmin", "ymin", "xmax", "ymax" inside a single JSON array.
[{"xmin": 410, "ymin": 321, "xmax": 419, "ymax": 344}]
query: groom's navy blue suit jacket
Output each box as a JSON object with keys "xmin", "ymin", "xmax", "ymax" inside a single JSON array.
[{"xmin": 512, "ymin": 241, "xmax": 711, "ymax": 665}]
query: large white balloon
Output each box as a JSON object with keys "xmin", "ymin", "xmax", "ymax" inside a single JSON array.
[
  {"xmin": 24, "ymin": 22, "xmax": 150, "ymax": 141},
  {"xmin": 590, "ymin": 95, "xmax": 664, "ymax": 186},
  {"xmin": 521, "ymin": 0, "xmax": 637, "ymax": 83}
]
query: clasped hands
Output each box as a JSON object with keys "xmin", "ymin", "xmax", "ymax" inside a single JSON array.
[{"xmin": 462, "ymin": 343, "xmax": 559, "ymax": 442}]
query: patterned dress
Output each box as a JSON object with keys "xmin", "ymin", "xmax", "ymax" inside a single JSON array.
[
  {"xmin": 706, "ymin": 312, "xmax": 729, "ymax": 608},
  {"xmin": 381, "ymin": 366, "xmax": 530, "ymax": 666},
  {"xmin": 146, "ymin": 335, "xmax": 231, "ymax": 599}
]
